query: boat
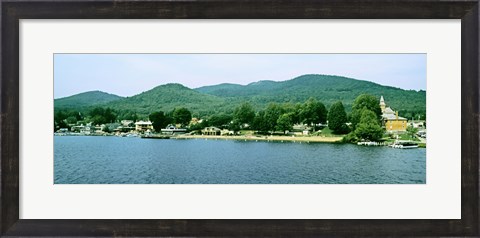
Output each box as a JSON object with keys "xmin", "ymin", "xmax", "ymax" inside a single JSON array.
[
  {"xmin": 357, "ymin": 141, "xmax": 383, "ymax": 146},
  {"xmin": 389, "ymin": 141, "xmax": 419, "ymax": 149}
]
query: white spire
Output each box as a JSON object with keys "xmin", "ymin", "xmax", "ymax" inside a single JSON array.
[{"xmin": 380, "ymin": 96, "xmax": 385, "ymax": 105}]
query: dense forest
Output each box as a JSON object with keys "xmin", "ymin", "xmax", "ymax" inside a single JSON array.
[
  {"xmin": 54, "ymin": 74, "xmax": 426, "ymax": 121},
  {"xmin": 196, "ymin": 74, "xmax": 426, "ymax": 119}
]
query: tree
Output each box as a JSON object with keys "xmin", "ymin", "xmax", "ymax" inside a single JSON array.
[
  {"xmin": 103, "ymin": 108, "xmax": 116, "ymax": 123},
  {"xmin": 149, "ymin": 111, "xmax": 172, "ymax": 132},
  {"xmin": 121, "ymin": 111, "xmax": 138, "ymax": 121},
  {"xmin": 54, "ymin": 111, "xmax": 68, "ymax": 130},
  {"xmin": 208, "ymin": 113, "xmax": 233, "ymax": 128},
  {"xmin": 327, "ymin": 101, "xmax": 349, "ymax": 134},
  {"xmin": 276, "ymin": 113, "xmax": 293, "ymax": 134},
  {"xmin": 406, "ymin": 125, "xmax": 418, "ymax": 140},
  {"xmin": 65, "ymin": 116, "xmax": 78, "ymax": 124},
  {"xmin": 89, "ymin": 107, "xmax": 117, "ymax": 125},
  {"xmin": 264, "ymin": 103, "xmax": 284, "ymax": 132},
  {"xmin": 228, "ymin": 119, "xmax": 242, "ymax": 134},
  {"xmin": 91, "ymin": 115, "xmax": 106, "ymax": 125},
  {"xmin": 172, "ymin": 107, "xmax": 192, "ymax": 127},
  {"xmin": 233, "ymin": 102, "xmax": 255, "ymax": 126},
  {"xmin": 252, "ymin": 111, "xmax": 268, "ymax": 132},
  {"xmin": 403, "ymin": 112, "xmax": 413, "ymax": 120},
  {"xmin": 54, "ymin": 110, "xmax": 69, "ymax": 131},
  {"xmin": 189, "ymin": 119, "xmax": 209, "ymax": 131},
  {"xmin": 300, "ymin": 98, "xmax": 327, "ymax": 130},
  {"xmin": 351, "ymin": 94, "xmax": 382, "ymax": 129},
  {"xmin": 281, "ymin": 102, "xmax": 302, "ymax": 124},
  {"xmin": 354, "ymin": 109, "xmax": 384, "ymax": 141},
  {"xmin": 103, "ymin": 125, "xmax": 112, "ymax": 133}
]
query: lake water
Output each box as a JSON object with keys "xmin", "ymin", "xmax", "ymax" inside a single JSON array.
[{"xmin": 54, "ymin": 136, "xmax": 426, "ymax": 184}]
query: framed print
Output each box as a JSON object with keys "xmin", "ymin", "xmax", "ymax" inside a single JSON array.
[{"xmin": 1, "ymin": 0, "xmax": 479, "ymax": 237}]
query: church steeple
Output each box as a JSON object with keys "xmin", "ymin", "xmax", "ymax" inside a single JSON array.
[{"xmin": 380, "ymin": 96, "xmax": 386, "ymax": 112}]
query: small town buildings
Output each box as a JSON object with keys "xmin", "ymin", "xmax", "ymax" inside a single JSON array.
[
  {"xmin": 293, "ymin": 124, "xmax": 305, "ymax": 131},
  {"xmin": 71, "ymin": 123, "xmax": 95, "ymax": 134},
  {"xmin": 80, "ymin": 125, "xmax": 95, "ymax": 135},
  {"xmin": 220, "ymin": 129, "xmax": 235, "ymax": 136},
  {"xmin": 94, "ymin": 124, "xmax": 106, "ymax": 133},
  {"xmin": 202, "ymin": 127, "xmax": 221, "ymax": 135},
  {"xmin": 292, "ymin": 124, "xmax": 312, "ymax": 135},
  {"xmin": 410, "ymin": 120, "xmax": 426, "ymax": 129},
  {"xmin": 417, "ymin": 130, "xmax": 427, "ymax": 138},
  {"xmin": 81, "ymin": 125, "xmax": 95, "ymax": 135},
  {"xmin": 115, "ymin": 125, "xmax": 136, "ymax": 133},
  {"xmin": 57, "ymin": 128, "xmax": 69, "ymax": 133},
  {"xmin": 190, "ymin": 118, "xmax": 201, "ymax": 125},
  {"xmin": 71, "ymin": 125, "xmax": 84, "ymax": 133},
  {"xmin": 135, "ymin": 120, "xmax": 153, "ymax": 132},
  {"xmin": 161, "ymin": 125, "xmax": 187, "ymax": 134},
  {"xmin": 380, "ymin": 96, "xmax": 407, "ymax": 132},
  {"xmin": 121, "ymin": 120, "xmax": 134, "ymax": 127}
]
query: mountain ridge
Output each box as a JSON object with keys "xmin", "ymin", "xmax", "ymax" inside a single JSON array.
[
  {"xmin": 55, "ymin": 74, "xmax": 426, "ymax": 118},
  {"xmin": 103, "ymin": 83, "xmax": 226, "ymax": 116},
  {"xmin": 54, "ymin": 90, "xmax": 123, "ymax": 109}
]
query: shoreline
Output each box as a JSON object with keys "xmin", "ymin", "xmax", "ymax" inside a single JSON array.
[
  {"xmin": 172, "ymin": 134, "xmax": 344, "ymax": 143},
  {"xmin": 54, "ymin": 133, "xmax": 425, "ymax": 147},
  {"xmin": 53, "ymin": 132, "xmax": 344, "ymax": 143}
]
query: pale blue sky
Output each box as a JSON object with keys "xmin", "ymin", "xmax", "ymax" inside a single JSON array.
[{"xmin": 54, "ymin": 54, "xmax": 426, "ymax": 99}]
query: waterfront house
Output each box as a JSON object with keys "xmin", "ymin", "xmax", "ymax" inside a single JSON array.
[
  {"xmin": 94, "ymin": 124, "xmax": 107, "ymax": 133},
  {"xmin": 115, "ymin": 125, "xmax": 136, "ymax": 133},
  {"xmin": 81, "ymin": 125, "xmax": 95, "ymax": 135},
  {"xmin": 202, "ymin": 127, "xmax": 221, "ymax": 135},
  {"xmin": 161, "ymin": 125, "xmax": 187, "ymax": 134},
  {"xmin": 380, "ymin": 96, "xmax": 407, "ymax": 132},
  {"xmin": 71, "ymin": 125, "xmax": 84, "ymax": 133},
  {"xmin": 135, "ymin": 120, "xmax": 154, "ymax": 132},
  {"xmin": 221, "ymin": 129, "xmax": 235, "ymax": 136},
  {"xmin": 293, "ymin": 124, "xmax": 306, "ymax": 131},
  {"xmin": 71, "ymin": 124, "xmax": 95, "ymax": 134}
]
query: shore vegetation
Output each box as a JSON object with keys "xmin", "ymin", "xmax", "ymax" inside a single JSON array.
[{"xmin": 55, "ymin": 92, "xmax": 422, "ymax": 145}]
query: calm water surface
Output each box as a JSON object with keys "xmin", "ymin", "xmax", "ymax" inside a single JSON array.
[{"xmin": 54, "ymin": 136, "xmax": 426, "ymax": 184}]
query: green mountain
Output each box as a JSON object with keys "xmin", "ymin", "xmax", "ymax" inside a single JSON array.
[
  {"xmin": 196, "ymin": 74, "xmax": 426, "ymax": 117},
  {"xmin": 55, "ymin": 74, "xmax": 426, "ymax": 119},
  {"xmin": 104, "ymin": 83, "xmax": 226, "ymax": 116},
  {"xmin": 54, "ymin": 91, "xmax": 123, "ymax": 109}
]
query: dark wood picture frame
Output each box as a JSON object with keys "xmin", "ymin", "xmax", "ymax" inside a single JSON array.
[{"xmin": 1, "ymin": 0, "xmax": 479, "ymax": 236}]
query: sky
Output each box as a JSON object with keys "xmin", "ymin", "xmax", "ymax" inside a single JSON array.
[{"xmin": 54, "ymin": 54, "xmax": 426, "ymax": 99}]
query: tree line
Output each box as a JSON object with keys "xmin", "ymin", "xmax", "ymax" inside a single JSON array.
[{"xmin": 55, "ymin": 94, "xmax": 396, "ymax": 142}]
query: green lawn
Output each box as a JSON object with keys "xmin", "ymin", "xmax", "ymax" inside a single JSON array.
[
  {"xmin": 239, "ymin": 130, "xmax": 255, "ymax": 136},
  {"xmin": 314, "ymin": 127, "xmax": 347, "ymax": 137},
  {"xmin": 397, "ymin": 133, "xmax": 420, "ymax": 141}
]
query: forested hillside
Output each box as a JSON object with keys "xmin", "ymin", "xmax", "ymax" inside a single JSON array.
[
  {"xmin": 55, "ymin": 74, "xmax": 426, "ymax": 120},
  {"xmin": 196, "ymin": 74, "xmax": 426, "ymax": 118},
  {"xmin": 104, "ymin": 83, "xmax": 227, "ymax": 117},
  {"xmin": 54, "ymin": 91, "xmax": 123, "ymax": 109}
]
